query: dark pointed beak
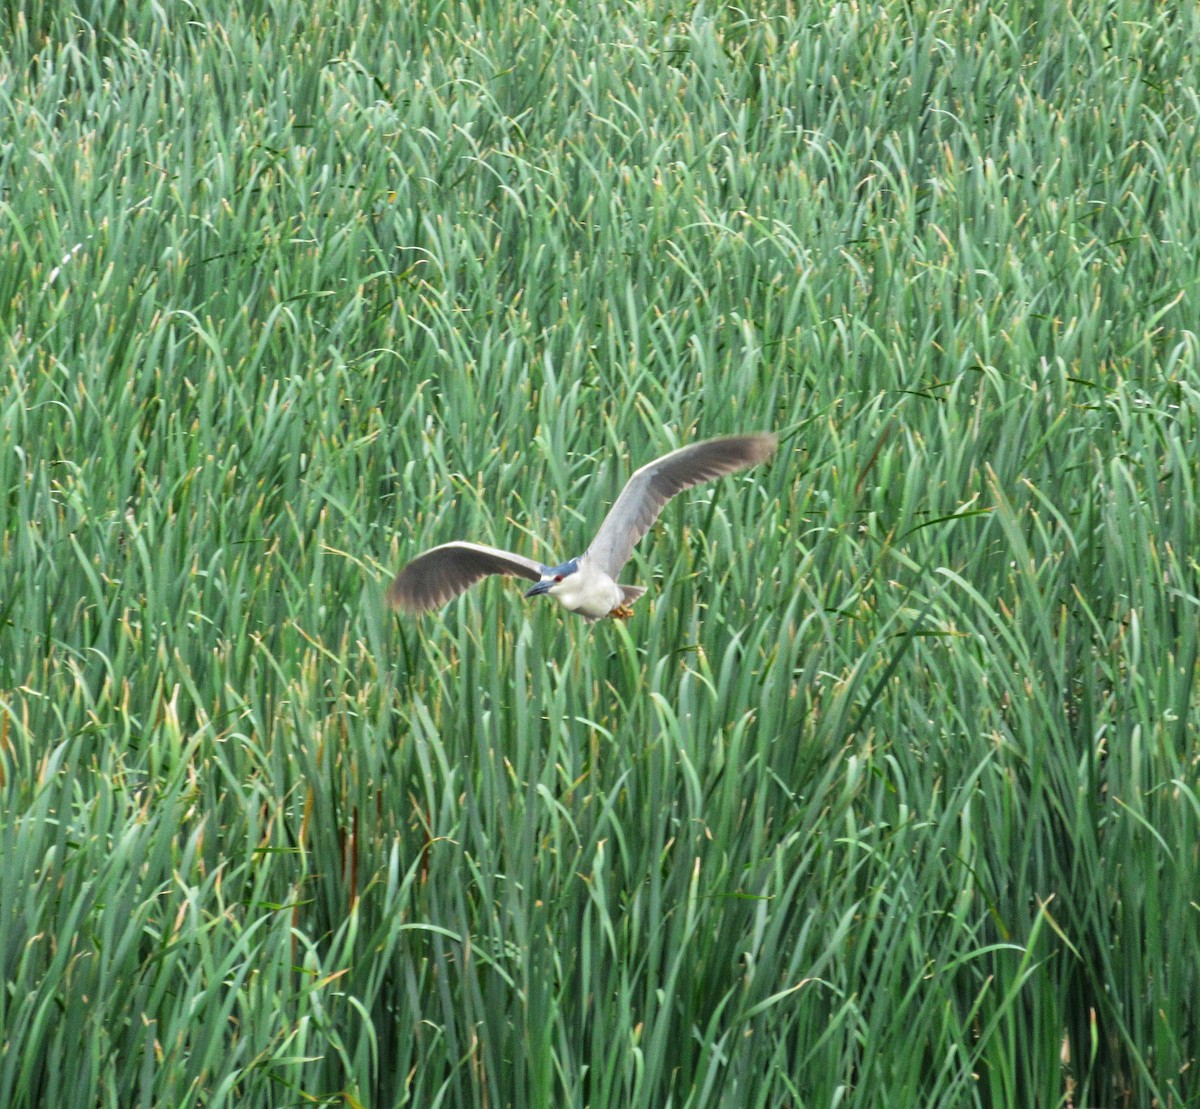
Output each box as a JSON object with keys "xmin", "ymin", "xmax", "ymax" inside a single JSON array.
[{"xmin": 525, "ymin": 580, "xmax": 552, "ymax": 598}]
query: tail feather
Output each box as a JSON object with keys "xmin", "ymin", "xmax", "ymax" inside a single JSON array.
[{"xmin": 619, "ymin": 584, "xmax": 648, "ymax": 606}]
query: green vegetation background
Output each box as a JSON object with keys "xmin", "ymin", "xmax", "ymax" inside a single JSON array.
[{"xmin": 2, "ymin": 1, "xmax": 1197, "ymax": 1106}]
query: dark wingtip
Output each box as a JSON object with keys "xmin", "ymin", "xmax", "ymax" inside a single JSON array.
[
  {"xmin": 744, "ymin": 432, "xmax": 778, "ymax": 461},
  {"xmin": 708, "ymin": 432, "xmax": 778, "ymax": 470},
  {"xmin": 386, "ymin": 571, "xmax": 419, "ymax": 613},
  {"xmin": 387, "ymin": 553, "xmax": 443, "ymax": 615}
]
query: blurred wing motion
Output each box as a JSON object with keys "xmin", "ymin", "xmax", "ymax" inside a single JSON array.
[
  {"xmin": 582, "ymin": 433, "xmax": 777, "ymax": 579},
  {"xmin": 388, "ymin": 541, "xmax": 545, "ymax": 614}
]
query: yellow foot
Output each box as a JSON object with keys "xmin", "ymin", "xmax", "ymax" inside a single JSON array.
[{"xmin": 610, "ymin": 604, "xmax": 635, "ymax": 620}]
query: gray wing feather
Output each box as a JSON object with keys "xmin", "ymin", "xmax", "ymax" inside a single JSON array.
[
  {"xmin": 582, "ymin": 433, "xmax": 777, "ymax": 578},
  {"xmin": 388, "ymin": 541, "xmax": 545, "ymax": 614}
]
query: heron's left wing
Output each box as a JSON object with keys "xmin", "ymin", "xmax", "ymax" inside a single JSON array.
[
  {"xmin": 582, "ymin": 433, "xmax": 777, "ymax": 579},
  {"xmin": 388, "ymin": 541, "xmax": 545, "ymax": 614}
]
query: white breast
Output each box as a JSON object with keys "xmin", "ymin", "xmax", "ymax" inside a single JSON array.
[{"xmin": 553, "ymin": 571, "xmax": 623, "ymax": 618}]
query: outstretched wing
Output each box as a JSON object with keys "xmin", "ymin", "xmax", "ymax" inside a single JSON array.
[
  {"xmin": 388, "ymin": 541, "xmax": 545, "ymax": 614},
  {"xmin": 582, "ymin": 433, "xmax": 777, "ymax": 579}
]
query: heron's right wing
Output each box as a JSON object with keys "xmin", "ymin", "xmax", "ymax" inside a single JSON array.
[
  {"xmin": 583, "ymin": 433, "xmax": 777, "ymax": 578},
  {"xmin": 388, "ymin": 542, "xmax": 545, "ymax": 614}
]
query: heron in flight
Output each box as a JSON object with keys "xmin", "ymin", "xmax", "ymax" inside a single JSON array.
[{"xmin": 388, "ymin": 433, "xmax": 776, "ymax": 621}]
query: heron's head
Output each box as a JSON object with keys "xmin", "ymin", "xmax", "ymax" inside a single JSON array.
[{"xmin": 524, "ymin": 558, "xmax": 582, "ymax": 601}]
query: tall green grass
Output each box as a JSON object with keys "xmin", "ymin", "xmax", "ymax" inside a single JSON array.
[{"xmin": 2, "ymin": 0, "xmax": 1198, "ymax": 1105}]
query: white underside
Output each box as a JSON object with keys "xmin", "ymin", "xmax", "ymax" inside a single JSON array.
[{"xmin": 550, "ymin": 571, "xmax": 625, "ymax": 618}]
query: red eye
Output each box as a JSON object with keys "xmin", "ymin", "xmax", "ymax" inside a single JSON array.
[{"xmin": 554, "ymin": 575, "xmax": 563, "ymax": 582}]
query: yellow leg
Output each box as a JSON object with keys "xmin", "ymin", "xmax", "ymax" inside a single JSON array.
[{"xmin": 610, "ymin": 604, "xmax": 636, "ymax": 620}]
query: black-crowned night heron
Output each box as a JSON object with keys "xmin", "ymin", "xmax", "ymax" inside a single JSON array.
[{"xmin": 389, "ymin": 433, "xmax": 777, "ymax": 621}]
